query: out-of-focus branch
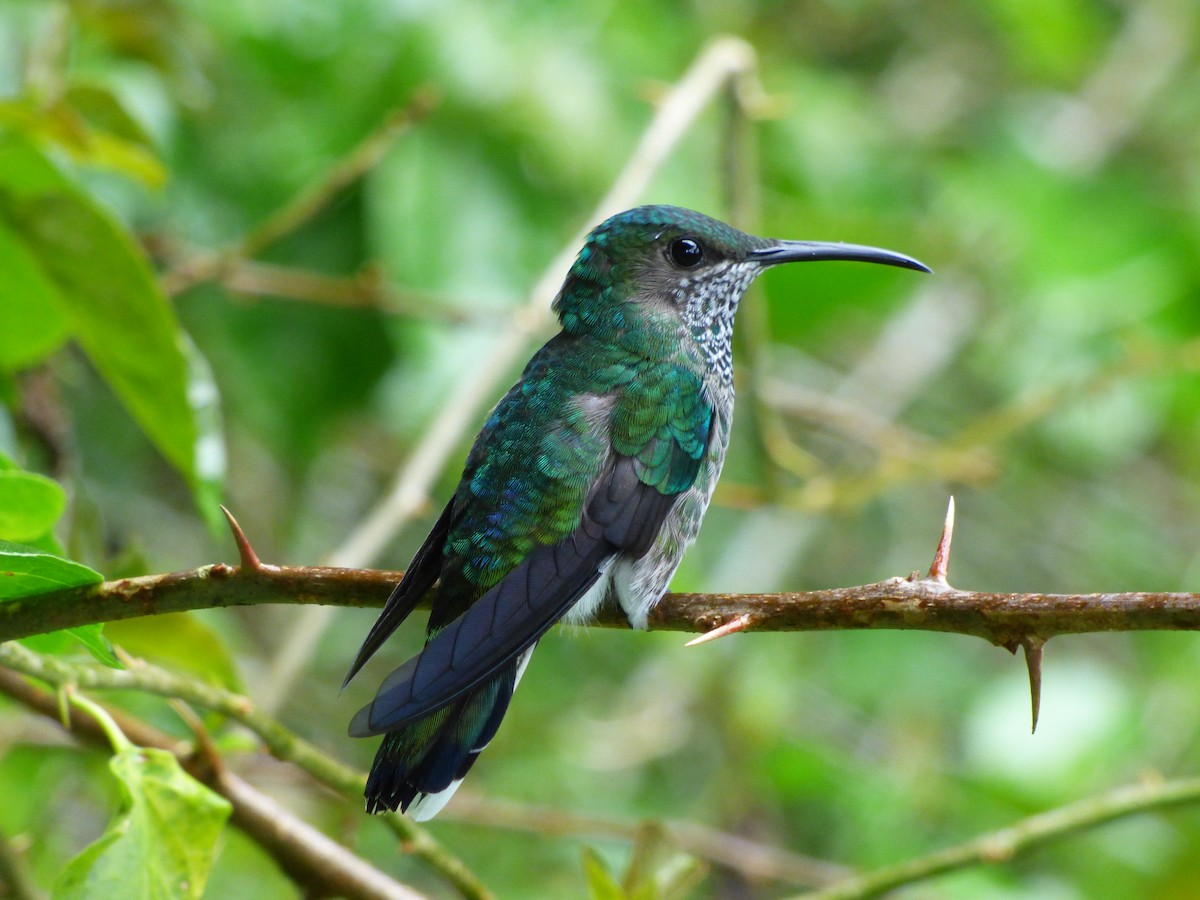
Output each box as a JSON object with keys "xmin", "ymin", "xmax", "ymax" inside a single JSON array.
[
  {"xmin": 445, "ymin": 793, "xmax": 851, "ymax": 888},
  {"xmin": 183, "ymin": 257, "xmax": 486, "ymax": 323},
  {"xmin": 0, "ymin": 666, "xmax": 431, "ymax": 900},
  {"xmin": 0, "ymin": 643, "xmax": 491, "ymax": 900},
  {"xmin": 160, "ymin": 88, "xmax": 438, "ymax": 296},
  {"xmin": 796, "ymin": 775, "xmax": 1200, "ymax": 900},
  {"xmin": 1026, "ymin": 0, "xmax": 1195, "ymax": 173}
]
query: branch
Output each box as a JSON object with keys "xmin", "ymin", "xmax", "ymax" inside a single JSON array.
[
  {"xmin": 0, "ymin": 642, "xmax": 492, "ymax": 900},
  {"xmin": 0, "ymin": 560, "xmax": 399, "ymax": 643},
  {"xmin": 0, "ymin": 665, "xmax": 428, "ymax": 900},
  {"xmin": 7, "ymin": 498, "xmax": 1200, "ymax": 733},
  {"xmin": 204, "ymin": 259, "xmax": 484, "ymax": 323},
  {"xmin": 443, "ymin": 793, "xmax": 851, "ymax": 888},
  {"xmin": 4, "ymin": 554, "xmax": 1199, "ymax": 648},
  {"xmin": 795, "ymin": 775, "xmax": 1200, "ymax": 899}
]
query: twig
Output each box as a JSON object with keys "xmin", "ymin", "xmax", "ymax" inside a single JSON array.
[
  {"xmin": 759, "ymin": 331, "xmax": 1200, "ymax": 520},
  {"xmin": 444, "ymin": 793, "xmax": 850, "ymax": 888},
  {"xmin": 210, "ymin": 763, "xmax": 428, "ymax": 900},
  {"xmin": 723, "ymin": 40, "xmax": 809, "ymax": 490},
  {"xmin": 0, "ymin": 643, "xmax": 492, "ymax": 900},
  {"xmin": 795, "ymin": 774, "xmax": 1200, "ymax": 899},
  {"xmin": 212, "ymin": 259, "xmax": 483, "ymax": 323},
  {"xmin": 162, "ymin": 89, "xmax": 438, "ymax": 296},
  {"xmin": 0, "ymin": 667, "xmax": 429, "ymax": 900}
]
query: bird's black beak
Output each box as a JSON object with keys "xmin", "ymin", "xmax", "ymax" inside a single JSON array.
[{"xmin": 749, "ymin": 240, "xmax": 931, "ymax": 274}]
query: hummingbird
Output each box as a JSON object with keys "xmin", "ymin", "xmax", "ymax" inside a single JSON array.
[{"xmin": 345, "ymin": 205, "xmax": 929, "ymax": 819}]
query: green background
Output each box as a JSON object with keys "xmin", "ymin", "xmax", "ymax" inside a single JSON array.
[{"xmin": 2, "ymin": 0, "xmax": 1200, "ymax": 896}]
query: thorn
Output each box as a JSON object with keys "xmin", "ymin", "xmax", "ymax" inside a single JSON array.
[
  {"xmin": 927, "ymin": 495, "xmax": 956, "ymax": 582},
  {"xmin": 1022, "ymin": 636, "xmax": 1046, "ymax": 734},
  {"xmin": 220, "ymin": 505, "xmax": 264, "ymax": 572},
  {"xmin": 171, "ymin": 699, "xmax": 224, "ymax": 776},
  {"xmin": 685, "ymin": 614, "xmax": 752, "ymax": 647}
]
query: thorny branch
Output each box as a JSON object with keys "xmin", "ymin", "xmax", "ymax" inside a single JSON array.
[
  {"xmin": 11, "ymin": 543, "xmax": 1197, "ymax": 648},
  {"xmin": 5, "ymin": 501, "xmax": 1200, "ymax": 896},
  {"xmin": 4, "ymin": 500, "xmax": 1200, "ymax": 732}
]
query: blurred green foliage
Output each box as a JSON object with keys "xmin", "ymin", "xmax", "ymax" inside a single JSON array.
[{"xmin": 2, "ymin": 0, "xmax": 1200, "ymax": 897}]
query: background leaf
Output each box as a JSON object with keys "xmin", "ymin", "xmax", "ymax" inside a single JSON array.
[
  {"xmin": 0, "ymin": 470, "xmax": 66, "ymax": 543},
  {"xmin": 0, "ymin": 219, "xmax": 69, "ymax": 371},
  {"xmin": 0, "ymin": 132, "xmax": 210, "ymax": 502}
]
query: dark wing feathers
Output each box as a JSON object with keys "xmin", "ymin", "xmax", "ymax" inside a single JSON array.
[
  {"xmin": 350, "ymin": 452, "xmax": 686, "ymax": 736},
  {"xmin": 343, "ymin": 497, "xmax": 457, "ymax": 688},
  {"xmin": 350, "ymin": 507, "xmax": 610, "ymax": 735},
  {"xmin": 350, "ymin": 368, "xmax": 715, "ymax": 737}
]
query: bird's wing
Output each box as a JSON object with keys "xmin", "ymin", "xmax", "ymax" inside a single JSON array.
[
  {"xmin": 349, "ymin": 408, "xmax": 712, "ymax": 736},
  {"xmin": 343, "ymin": 496, "xmax": 458, "ymax": 688}
]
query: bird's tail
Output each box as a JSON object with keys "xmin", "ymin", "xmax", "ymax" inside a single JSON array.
[{"xmin": 364, "ymin": 650, "xmax": 530, "ymax": 819}]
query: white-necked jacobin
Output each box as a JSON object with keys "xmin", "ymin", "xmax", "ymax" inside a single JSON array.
[{"xmin": 345, "ymin": 205, "xmax": 929, "ymax": 819}]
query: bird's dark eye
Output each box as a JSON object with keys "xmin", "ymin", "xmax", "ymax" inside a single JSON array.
[{"xmin": 669, "ymin": 237, "xmax": 704, "ymax": 269}]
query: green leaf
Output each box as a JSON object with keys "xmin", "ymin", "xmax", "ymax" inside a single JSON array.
[
  {"xmin": 17, "ymin": 630, "xmax": 76, "ymax": 655},
  {"xmin": 0, "ymin": 131, "xmax": 216, "ymax": 502},
  {"xmin": 582, "ymin": 848, "xmax": 627, "ymax": 900},
  {"xmin": 66, "ymin": 624, "xmax": 122, "ymax": 668},
  {"xmin": 0, "ymin": 94, "xmax": 165, "ymax": 188},
  {"xmin": 53, "ymin": 745, "xmax": 231, "ymax": 900},
  {"xmin": 22, "ymin": 624, "xmax": 123, "ymax": 669},
  {"xmin": 0, "ymin": 219, "xmax": 69, "ymax": 370},
  {"xmin": 63, "ymin": 85, "xmax": 157, "ymax": 150},
  {"xmin": 0, "ymin": 540, "xmax": 103, "ymax": 600},
  {"xmin": 59, "ymin": 84, "xmax": 166, "ymax": 188},
  {"xmin": 0, "ymin": 470, "xmax": 67, "ymax": 543}
]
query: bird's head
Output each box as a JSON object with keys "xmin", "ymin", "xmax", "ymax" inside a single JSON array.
[{"xmin": 553, "ymin": 205, "xmax": 929, "ymax": 367}]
